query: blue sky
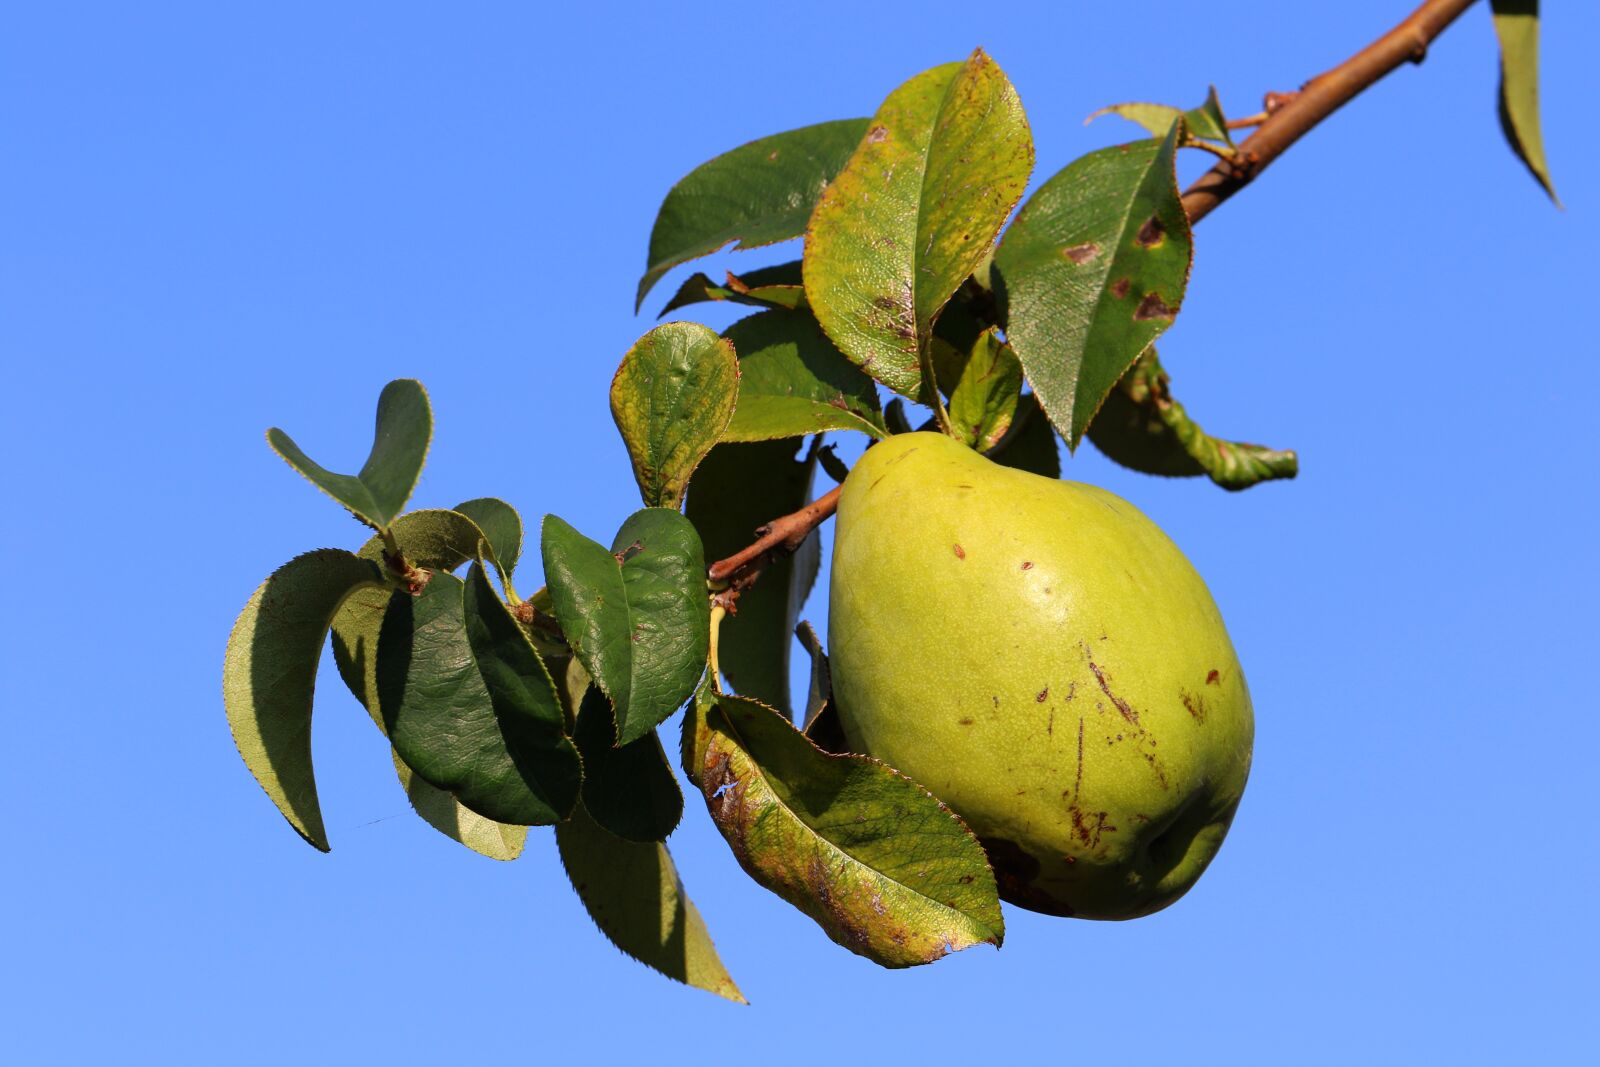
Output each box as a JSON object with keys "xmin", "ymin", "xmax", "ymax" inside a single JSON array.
[{"xmin": 2, "ymin": 2, "xmax": 1594, "ymax": 1062}]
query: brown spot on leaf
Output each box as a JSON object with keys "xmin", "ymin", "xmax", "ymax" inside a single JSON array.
[
  {"xmin": 1134, "ymin": 292, "xmax": 1177, "ymax": 321},
  {"xmin": 768, "ymin": 149, "xmax": 780, "ymax": 161},
  {"xmin": 1062, "ymin": 242, "xmax": 1100, "ymax": 264},
  {"xmin": 866, "ymin": 125, "xmax": 888, "ymax": 144},
  {"xmin": 1111, "ymin": 278, "xmax": 1132, "ymax": 300},
  {"xmin": 1136, "ymin": 215, "xmax": 1165, "ymax": 247}
]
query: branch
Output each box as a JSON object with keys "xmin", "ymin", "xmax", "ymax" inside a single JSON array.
[
  {"xmin": 1181, "ymin": 0, "xmax": 1479, "ymax": 225},
  {"xmin": 707, "ymin": 0, "xmax": 1481, "ymax": 594}
]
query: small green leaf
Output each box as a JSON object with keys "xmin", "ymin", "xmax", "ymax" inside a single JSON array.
[
  {"xmin": 453, "ymin": 497, "xmax": 523, "ymax": 588},
  {"xmin": 573, "ymin": 685, "xmax": 683, "ymax": 842},
  {"xmin": 377, "ymin": 569, "xmax": 581, "ymax": 825},
  {"xmin": 1089, "ymin": 89, "xmax": 1233, "ymax": 147},
  {"xmin": 794, "ymin": 622, "xmax": 846, "ymax": 754},
  {"xmin": 722, "ymin": 310, "xmax": 887, "ymax": 442},
  {"xmin": 685, "ymin": 440, "xmax": 819, "ymax": 716},
  {"xmin": 224, "ymin": 549, "xmax": 386, "ymax": 851},
  {"xmin": 1087, "ymin": 348, "xmax": 1297, "ymax": 491},
  {"xmin": 947, "ymin": 328, "xmax": 1023, "ymax": 451},
  {"xmin": 658, "ymin": 263, "xmax": 809, "ymax": 318},
  {"xmin": 638, "ymin": 119, "xmax": 871, "ymax": 310},
  {"xmin": 989, "ymin": 394, "xmax": 1061, "ymax": 478},
  {"xmin": 995, "ymin": 122, "xmax": 1192, "ymax": 449},
  {"xmin": 1491, "ymin": 0, "xmax": 1558, "ymax": 203},
  {"xmin": 700, "ymin": 693, "xmax": 1003, "ymax": 967},
  {"xmin": 805, "ymin": 50, "xmax": 1033, "ymax": 399},
  {"xmin": 611, "ymin": 323, "xmax": 740, "ymax": 510},
  {"xmin": 267, "ymin": 380, "xmax": 432, "ymax": 530},
  {"xmin": 556, "ymin": 801, "xmax": 745, "ymax": 1004},
  {"xmin": 392, "ymin": 752, "xmax": 527, "ymax": 861},
  {"xmin": 541, "ymin": 509, "xmax": 710, "ymax": 744}
]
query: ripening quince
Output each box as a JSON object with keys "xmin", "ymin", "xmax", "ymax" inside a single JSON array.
[{"xmin": 828, "ymin": 432, "xmax": 1253, "ymax": 920}]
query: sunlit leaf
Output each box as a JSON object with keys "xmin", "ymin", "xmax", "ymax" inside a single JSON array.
[
  {"xmin": 722, "ymin": 310, "xmax": 887, "ymax": 442},
  {"xmin": 1491, "ymin": 0, "xmax": 1558, "ymax": 203},
  {"xmin": 452, "ymin": 497, "xmax": 523, "ymax": 592},
  {"xmin": 556, "ymin": 801, "xmax": 745, "ymax": 1003},
  {"xmin": 699, "ymin": 692, "xmax": 1002, "ymax": 967},
  {"xmin": 611, "ymin": 323, "xmax": 739, "ymax": 510},
  {"xmin": 573, "ymin": 685, "xmax": 683, "ymax": 842},
  {"xmin": 541, "ymin": 509, "xmax": 710, "ymax": 744},
  {"xmin": 1089, "ymin": 87, "xmax": 1233, "ymax": 147},
  {"xmin": 266, "ymin": 379, "xmax": 431, "ymax": 530},
  {"xmin": 658, "ymin": 262, "xmax": 808, "ymax": 317},
  {"xmin": 805, "ymin": 51, "xmax": 1033, "ymax": 399},
  {"xmin": 638, "ymin": 119, "xmax": 871, "ymax": 310},
  {"xmin": 224, "ymin": 549, "xmax": 386, "ymax": 851},
  {"xmin": 995, "ymin": 123, "xmax": 1192, "ymax": 448},
  {"xmin": 392, "ymin": 752, "xmax": 527, "ymax": 861}
]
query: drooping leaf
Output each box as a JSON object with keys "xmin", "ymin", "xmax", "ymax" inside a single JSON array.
[
  {"xmin": 805, "ymin": 51, "xmax": 1033, "ymax": 399},
  {"xmin": 453, "ymin": 497, "xmax": 523, "ymax": 592},
  {"xmin": 556, "ymin": 801, "xmax": 745, "ymax": 1004},
  {"xmin": 995, "ymin": 122, "xmax": 1192, "ymax": 448},
  {"xmin": 573, "ymin": 685, "xmax": 683, "ymax": 842},
  {"xmin": 223, "ymin": 549, "xmax": 386, "ymax": 851},
  {"xmin": 1087, "ymin": 348, "xmax": 1297, "ymax": 490},
  {"xmin": 659, "ymin": 262, "xmax": 808, "ymax": 317},
  {"xmin": 795, "ymin": 622, "xmax": 847, "ymax": 754},
  {"xmin": 611, "ymin": 323, "xmax": 740, "ymax": 510},
  {"xmin": 637, "ymin": 119, "xmax": 871, "ymax": 310},
  {"xmin": 989, "ymin": 393, "xmax": 1061, "ymax": 478},
  {"xmin": 1089, "ymin": 87, "xmax": 1233, "ymax": 147},
  {"xmin": 947, "ymin": 327, "xmax": 1024, "ymax": 451},
  {"xmin": 685, "ymin": 440, "xmax": 818, "ymax": 716},
  {"xmin": 722, "ymin": 310, "xmax": 887, "ymax": 442},
  {"xmin": 541, "ymin": 509, "xmax": 710, "ymax": 744},
  {"xmin": 1491, "ymin": 0, "xmax": 1558, "ymax": 203},
  {"xmin": 392, "ymin": 751, "xmax": 527, "ymax": 861},
  {"xmin": 377, "ymin": 569, "xmax": 582, "ymax": 825},
  {"xmin": 267, "ymin": 379, "xmax": 432, "ymax": 530},
  {"xmin": 699, "ymin": 692, "xmax": 1003, "ymax": 967}
]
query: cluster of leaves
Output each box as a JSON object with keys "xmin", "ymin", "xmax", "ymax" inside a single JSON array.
[{"xmin": 226, "ymin": 8, "xmax": 1555, "ymax": 1002}]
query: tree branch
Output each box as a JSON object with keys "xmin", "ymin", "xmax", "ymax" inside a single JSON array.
[
  {"xmin": 707, "ymin": 0, "xmax": 1481, "ymax": 596},
  {"xmin": 1180, "ymin": 0, "xmax": 1479, "ymax": 224}
]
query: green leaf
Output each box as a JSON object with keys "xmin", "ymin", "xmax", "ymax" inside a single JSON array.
[
  {"xmin": 392, "ymin": 752, "xmax": 527, "ymax": 861},
  {"xmin": 795, "ymin": 622, "xmax": 847, "ymax": 755},
  {"xmin": 611, "ymin": 323, "xmax": 740, "ymax": 510},
  {"xmin": 351, "ymin": 507, "xmax": 486, "ymax": 575},
  {"xmin": 805, "ymin": 51, "xmax": 1033, "ymax": 399},
  {"xmin": 699, "ymin": 693, "xmax": 1003, "ymax": 967},
  {"xmin": 1087, "ymin": 348, "xmax": 1297, "ymax": 491},
  {"xmin": 267, "ymin": 379, "xmax": 432, "ymax": 530},
  {"xmin": 1089, "ymin": 87, "xmax": 1233, "ymax": 147},
  {"xmin": 637, "ymin": 119, "xmax": 872, "ymax": 311},
  {"xmin": 573, "ymin": 685, "xmax": 683, "ymax": 842},
  {"xmin": 1491, "ymin": 0, "xmax": 1558, "ymax": 203},
  {"xmin": 541, "ymin": 509, "xmax": 710, "ymax": 744},
  {"xmin": 453, "ymin": 497, "xmax": 523, "ymax": 588},
  {"xmin": 947, "ymin": 328, "xmax": 1023, "ymax": 451},
  {"xmin": 376, "ymin": 569, "xmax": 582, "ymax": 825},
  {"xmin": 556, "ymin": 801, "xmax": 745, "ymax": 1004},
  {"xmin": 658, "ymin": 262, "xmax": 809, "ymax": 318},
  {"xmin": 990, "ymin": 393, "xmax": 1061, "ymax": 478},
  {"xmin": 685, "ymin": 440, "xmax": 819, "ymax": 716},
  {"xmin": 224, "ymin": 549, "xmax": 386, "ymax": 851},
  {"xmin": 722, "ymin": 310, "xmax": 887, "ymax": 442},
  {"xmin": 995, "ymin": 122, "xmax": 1192, "ymax": 449}
]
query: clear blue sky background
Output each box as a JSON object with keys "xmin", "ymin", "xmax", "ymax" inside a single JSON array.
[{"xmin": 2, "ymin": 2, "xmax": 1594, "ymax": 1062}]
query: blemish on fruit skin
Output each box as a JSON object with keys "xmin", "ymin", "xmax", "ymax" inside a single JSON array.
[
  {"xmin": 1036, "ymin": 686, "xmax": 1049, "ymax": 702},
  {"xmin": 1021, "ymin": 560, "xmax": 1033, "ymax": 570},
  {"xmin": 1084, "ymin": 647, "xmax": 1141, "ymax": 726},
  {"xmin": 1181, "ymin": 690, "xmax": 1207, "ymax": 723},
  {"xmin": 958, "ymin": 717, "xmax": 974, "ymax": 726},
  {"xmin": 1206, "ymin": 669, "xmax": 1221, "ymax": 686},
  {"xmin": 953, "ymin": 543, "xmax": 966, "ymax": 560}
]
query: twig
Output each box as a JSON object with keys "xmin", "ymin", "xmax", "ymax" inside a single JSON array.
[
  {"xmin": 1181, "ymin": 0, "xmax": 1478, "ymax": 225},
  {"xmin": 708, "ymin": 0, "xmax": 1481, "ymax": 591}
]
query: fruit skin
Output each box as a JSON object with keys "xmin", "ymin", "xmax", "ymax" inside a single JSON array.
[{"xmin": 828, "ymin": 432, "xmax": 1252, "ymax": 920}]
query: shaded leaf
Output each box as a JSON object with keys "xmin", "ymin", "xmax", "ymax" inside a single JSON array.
[
  {"xmin": 267, "ymin": 380, "xmax": 431, "ymax": 530},
  {"xmin": 805, "ymin": 51, "xmax": 1033, "ymax": 399},
  {"xmin": 685, "ymin": 440, "xmax": 818, "ymax": 716},
  {"xmin": 700, "ymin": 693, "xmax": 1003, "ymax": 967},
  {"xmin": 947, "ymin": 328, "xmax": 1023, "ymax": 451},
  {"xmin": 638, "ymin": 119, "xmax": 871, "ymax": 310},
  {"xmin": 541, "ymin": 509, "xmax": 710, "ymax": 744},
  {"xmin": 611, "ymin": 323, "xmax": 739, "ymax": 510},
  {"xmin": 1087, "ymin": 349, "xmax": 1297, "ymax": 491},
  {"xmin": 995, "ymin": 122, "xmax": 1192, "ymax": 448},
  {"xmin": 722, "ymin": 310, "xmax": 887, "ymax": 442},
  {"xmin": 989, "ymin": 393, "xmax": 1061, "ymax": 478},
  {"xmin": 574, "ymin": 685, "xmax": 684, "ymax": 843},
  {"xmin": 795, "ymin": 622, "xmax": 846, "ymax": 754},
  {"xmin": 377, "ymin": 569, "xmax": 581, "ymax": 825},
  {"xmin": 453, "ymin": 497, "xmax": 523, "ymax": 591},
  {"xmin": 392, "ymin": 752, "xmax": 527, "ymax": 861},
  {"xmin": 1491, "ymin": 0, "xmax": 1558, "ymax": 203},
  {"xmin": 224, "ymin": 549, "xmax": 386, "ymax": 851},
  {"xmin": 353, "ymin": 507, "xmax": 487, "ymax": 576},
  {"xmin": 556, "ymin": 801, "xmax": 745, "ymax": 1003}
]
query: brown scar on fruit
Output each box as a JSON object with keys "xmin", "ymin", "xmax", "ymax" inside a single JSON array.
[
  {"xmin": 958, "ymin": 717, "xmax": 974, "ymax": 726},
  {"xmin": 1111, "ymin": 278, "xmax": 1132, "ymax": 299},
  {"xmin": 1084, "ymin": 646, "xmax": 1141, "ymax": 726},
  {"xmin": 953, "ymin": 543, "xmax": 966, "ymax": 559},
  {"xmin": 1062, "ymin": 242, "xmax": 1100, "ymax": 264},
  {"xmin": 1134, "ymin": 292, "xmax": 1177, "ymax": 321},
  {"xmin": 1206, "ymin": 669, "xmax": 1221, "ymax": 686},
  {"xmin": 1036, "ymin": 686, "xmax": 1049, "ymax": 702},
  {"xmin": 1020, "ymin": 560, "xmax": 1033, "ymax": 570},
  {"xmin": 1181, "ymin": 690, "xmax": 1207, "ymax": 723},
  {"xmin": 1136, "ymin": 215, "xmax": 1165, "ymax": 247}
]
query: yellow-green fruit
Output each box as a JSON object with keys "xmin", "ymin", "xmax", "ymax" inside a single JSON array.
[{"xmin": 828, "ymin": 432, "xmax": 1252, "ymax": 920}]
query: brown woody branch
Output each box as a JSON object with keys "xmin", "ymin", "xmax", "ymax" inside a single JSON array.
[{"xmin": 707, "ymin": 0, "xmax": 1480, "ymax": 596}]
